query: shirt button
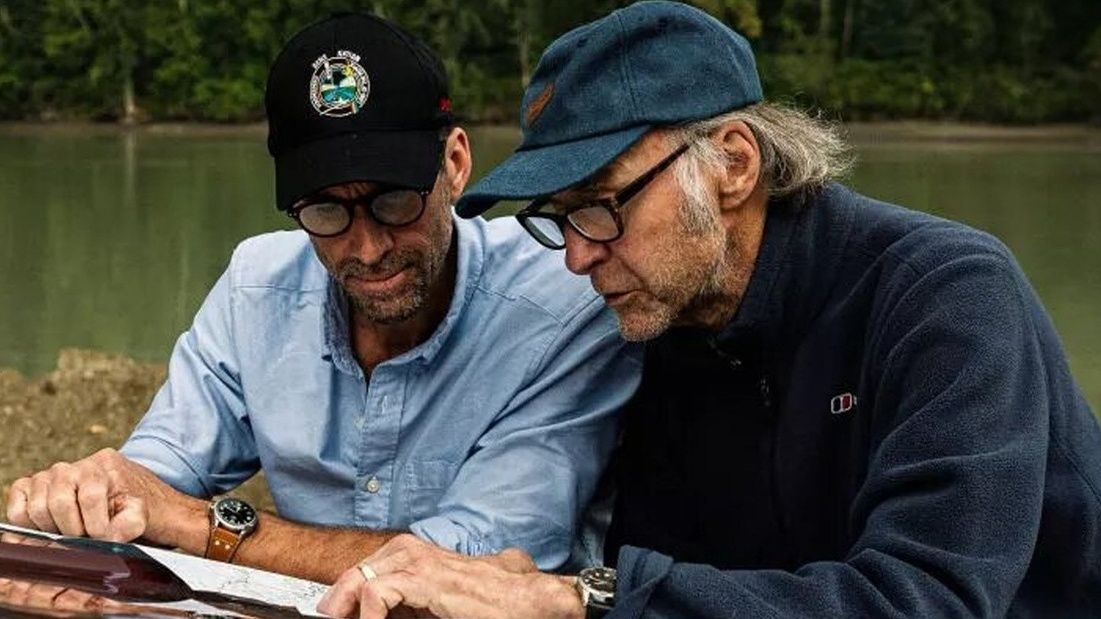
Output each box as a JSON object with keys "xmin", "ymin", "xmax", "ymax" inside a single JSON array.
[{"xmin": 364, "ymin": 476, "xmax": 381, "ymax": 493}]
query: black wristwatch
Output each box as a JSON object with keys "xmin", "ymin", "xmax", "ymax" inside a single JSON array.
[
  {"xmin": 576, "ymin": 566, "xmax": 616, "ymax": 618},
  {"xmin": 205, "ymin": 497, "xmax": 258, "ymax": 563}
]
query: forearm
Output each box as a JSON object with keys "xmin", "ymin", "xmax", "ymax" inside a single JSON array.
[
  {"xmin": 236, "ymin": 516, "xmax": 402, "ymax": 583},
  {"xmin": 157, "ymin": 499, "xmax": 400, "ymax": 583}
]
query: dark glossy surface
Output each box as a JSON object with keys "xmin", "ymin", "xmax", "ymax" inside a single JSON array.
[{"xmin": 0, "ymin": 530, "xmax": 307, "ymax": 618}]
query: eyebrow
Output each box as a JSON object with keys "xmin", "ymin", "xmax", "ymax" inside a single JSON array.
[
  {"xmin": 314, "ymin": 182, "xmax": 381, "ymax": 201},
  {"xmin": 540, "ymin": 152, "xmax": 642, "ymax": 212},
  {"xmin": 550, "ymin": 169, "xmax": 621, "ymax": 204}
]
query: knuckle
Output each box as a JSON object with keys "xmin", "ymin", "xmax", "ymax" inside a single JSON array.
[
  {"xmin": 46, "ymin": 491, "xmax": 74, "ymax": 512},
  {"xmin": 74, "ymin": 457, "xmax": 102, "ymax": 476},
  {"xmin": 26, "ymin": 498, "xmax": 50, "ymax": 522},
  {"xmin": 81, "ymin": 481, "xmax": 108, "ymax": 500}
]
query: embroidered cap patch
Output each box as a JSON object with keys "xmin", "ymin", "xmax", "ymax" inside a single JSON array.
[{"xmin": 309, "ymin": 50, "xmax": 370, "ymax": 117}]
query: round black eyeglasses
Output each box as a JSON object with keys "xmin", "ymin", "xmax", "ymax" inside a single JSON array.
[
  {"xmin": 288, "ymin": 187, "xmax": 431, "ymax": 237},
  {"xmin": 515, "ymin": 142, "xmax": 690, "ymax": 250}
]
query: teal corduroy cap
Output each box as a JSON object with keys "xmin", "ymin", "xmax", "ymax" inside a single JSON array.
[{"xmin": 455, "ymin": 1, "xmax": 762, "ymax": 217}]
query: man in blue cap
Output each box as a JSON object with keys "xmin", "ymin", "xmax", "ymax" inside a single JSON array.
[{"xmin": 318, "ymin": 1, "xmax": 1101, "ymax": 617}]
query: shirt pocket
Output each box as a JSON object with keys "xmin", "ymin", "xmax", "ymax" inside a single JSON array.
[{"xmin": 404, "ymin": 459, "xmax": 460, "ymax": 521}]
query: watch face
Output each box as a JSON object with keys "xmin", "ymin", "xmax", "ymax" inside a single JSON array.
[
  {"xmin": 215, "ymin": 498, "xmax": 257, "ymax": 530},
  {"xmin": 580, "ymin": 566, "xmax": 617, "ymax": 595}
]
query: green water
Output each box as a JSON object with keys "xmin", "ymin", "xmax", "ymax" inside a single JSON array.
[{"xmin": 1, "ymin": 124, "xmax": 1099, "ymax": 413}]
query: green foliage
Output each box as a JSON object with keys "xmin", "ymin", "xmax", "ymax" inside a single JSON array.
[
  {"xmin": 0, "ymin": 0, "xmax": 1097, "ymax": 123},
  {"xmin": 0, "ymin": 1, "xmax": 46, "ymax": 116},
  {"xmin": 689, "ymin": 0, "xmax": 762, "ymax": 38}
]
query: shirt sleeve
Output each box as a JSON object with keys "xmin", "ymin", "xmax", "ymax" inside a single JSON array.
[
  {"xmin": 410, "ymin": 298, "xmax": 643, "ymax": 570},
  {"xmin": 120, "ymin": 251, "xmax": 259, "ymax": 498},
  {"xmin": 610, "ymin": 248, "xmax": 1052, "ymax": 617}
]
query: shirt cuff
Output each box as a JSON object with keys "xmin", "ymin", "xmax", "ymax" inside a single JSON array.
[{"xmin": 408, "ymin": 515, "xmax": 497, "ymax": 557}]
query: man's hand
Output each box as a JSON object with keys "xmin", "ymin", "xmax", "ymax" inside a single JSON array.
[
  {"xmin": 4, "ymin": 448, "xmax": 201, "ymax": 545},
  {"xmin": 0, "ymin": 578, "xmax": 113, "ymax": 615},
  {"xmin": 316, "ymin": 534, "xmax": 584, "ymax": 619}
]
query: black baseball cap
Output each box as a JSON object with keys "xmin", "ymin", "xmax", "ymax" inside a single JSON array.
[{"xmin": 266, "ymin": 12, "xmax": 454, "ymax": 211}]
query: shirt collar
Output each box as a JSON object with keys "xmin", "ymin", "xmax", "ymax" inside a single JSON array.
[{"xmin": 320, "ymin": 214, "xmax": 485, "ymax": 374}]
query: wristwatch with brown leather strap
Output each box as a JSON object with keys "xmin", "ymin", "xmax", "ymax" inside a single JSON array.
[{"xmin": 205, "ymin": 497, "xmax": 258, "ymax": 563}]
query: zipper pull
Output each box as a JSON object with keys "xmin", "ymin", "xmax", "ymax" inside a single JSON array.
[
  {"xmin": 708, "ymin": 338, "xmax": 743, "ymax": 371},
  {"xmin": 759, "ymin": 376, "xmax": 773, "ymax": 409}
]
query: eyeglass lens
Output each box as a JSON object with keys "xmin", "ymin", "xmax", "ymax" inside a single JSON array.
[{"xmin": 295, "ymin": 189, "xmax": 425, "ymax": 236}]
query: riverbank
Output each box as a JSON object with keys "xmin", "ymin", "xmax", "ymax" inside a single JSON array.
[
  {"xmin": 2, "ymin": 120, "xmax": 1100, "ymax": 149},
  {"xmin": 0, "ymin": 349, "xmax": 274, "ymax": 513}
]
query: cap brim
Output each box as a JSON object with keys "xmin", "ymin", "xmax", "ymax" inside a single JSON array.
[
  {"xmin": 275, "ymin": 129, "xmax": 442, "ymax": 211},
  {"xmin": 455, "ymin": 125, "xmax": 651, "ymax": 218}
]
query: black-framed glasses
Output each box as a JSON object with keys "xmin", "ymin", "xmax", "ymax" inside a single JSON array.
[
  {"xmin": 516, "ymin": 142, "xmax": 691, "ymax": 250},
  {"xmin": 288, "ymin": 186, "xmax": 431, "ymax": 237}
]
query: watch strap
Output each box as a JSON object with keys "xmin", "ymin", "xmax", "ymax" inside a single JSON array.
[
  {"xmin": 205, "ymin": 523, "xmax": 245, "ymax": 562},
  {"xmin": 585, "ymin": 601, "xmax": 613, "ymax": 619}
]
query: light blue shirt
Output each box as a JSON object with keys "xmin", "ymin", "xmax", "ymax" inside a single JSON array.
[{"xmin": 121, "ymin": 215, "xmax": 641, "ymax": 569}]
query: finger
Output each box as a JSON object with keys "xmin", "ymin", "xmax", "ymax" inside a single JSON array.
[
  {"xmin": 5, "ymin": 478, "xmax": 33, "ymax": 528},
  {"xmin": 318, "ymin": 570, "xmax": 365, "ymax": 618},
  {"xmin": 6, "ymin": 580, "xmax": 33, "ymax": 607},
  {"xmin": 105, "ymin": 494, "xmax": 146, "ymax": 543},
  {"xmin": 26, "ymin": 475, "xmax": 60, "ymax": 533},
  {"xmin": 492, "ymin": 548, "xmax": 538, "ymax": 574},
  {"xmin": 25, "ymin": 583, "xmax": 68, "ymax": 609},
  {"xmin": 358, "ymin": 582, "xmax": 395, "ymax": 619},
  {"xmin": 0, "ymin": 532, "xmax": 51, "ymax": 547},
  {"xmin": 94, "ymin": 595, "xmax": 125, "ymax": 611},
  {"xmin": 74, "ymin": 462, "xmax": 111, "ymax": 539},
  {"xmin": 357, "ymin": 548, "xmax": 411, "ymax": 579},
  {"xmin": 53, "ymin": 588, "xmax": 98, "ymax": 612},
  {"xmin": 45, "ymin": 463, "xmax": 86, "ymax": 536}
]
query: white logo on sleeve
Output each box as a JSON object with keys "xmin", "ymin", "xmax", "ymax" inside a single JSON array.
[{"xmin": 830, "ymin": 392, "xmax": 857, "ymax": 415}]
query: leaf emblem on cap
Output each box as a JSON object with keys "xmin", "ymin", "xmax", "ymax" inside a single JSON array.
[{"xmin": 525, "ymin": 80, "xmax": 555, "ymax": 127}]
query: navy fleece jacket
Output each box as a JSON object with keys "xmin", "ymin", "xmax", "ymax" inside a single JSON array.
[{"xmin": 607, "ymin": 184, "xmax": 1101, "ymax": 618}]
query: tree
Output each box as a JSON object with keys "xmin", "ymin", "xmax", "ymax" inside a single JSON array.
[{"xmin": 41, "ymin": 0, "xmax": 145, "ymax": 121}]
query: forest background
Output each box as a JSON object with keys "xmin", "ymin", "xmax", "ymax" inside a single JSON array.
[{"xmin": 0, "ymin": 0, "xmax": 1099, "ymax": 125}]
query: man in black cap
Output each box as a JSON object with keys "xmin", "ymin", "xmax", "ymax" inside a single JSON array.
[
  {"xmin": 5, "ymin": 12, "xmax": 640, "ymax": 584},
  {"xmin": 318, "ymin": 2, "xmax": 1101, "ymax": 618}
]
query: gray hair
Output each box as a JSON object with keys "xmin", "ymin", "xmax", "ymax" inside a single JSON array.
[{"xmin": 669, "ymin": 102, "xmax": 853, "ymax": 218}]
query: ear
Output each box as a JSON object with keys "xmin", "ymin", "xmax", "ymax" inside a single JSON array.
[
  {"xmin": 712, "ymin": 120, "xmax": 761, "ymax": 213},
  {"xmin": 441, "ymin": 127, "xmax": 472, "ymax": 200}
]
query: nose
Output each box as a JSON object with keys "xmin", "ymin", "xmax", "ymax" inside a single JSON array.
[
  {"xmin": 342, "ymin": 204, "xmax": 394, "ymax": 264},
  {"xmin": 563, "ymin": 226, "xmax": 608, "ymax": 275}
]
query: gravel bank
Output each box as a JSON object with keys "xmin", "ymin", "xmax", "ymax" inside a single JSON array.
[{"xmin": 0, "ymin": 349, "xmax": 274, "ymax": 516}]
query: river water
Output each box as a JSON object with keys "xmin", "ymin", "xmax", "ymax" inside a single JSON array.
[{"xmin": 1, "ymin": 123, "xmax": 1098, "ymax": 413}]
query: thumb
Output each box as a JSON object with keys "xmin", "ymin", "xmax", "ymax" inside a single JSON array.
[
  {"xmin": 493, "ymin": 548, "xmax": 538, "ymax": 574},
  {"xmin": 105, "ymin": 495, "xmax": 147, "ymax": 543}
]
